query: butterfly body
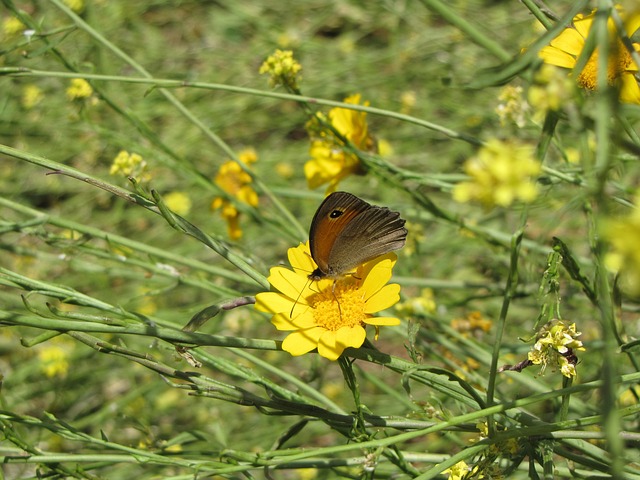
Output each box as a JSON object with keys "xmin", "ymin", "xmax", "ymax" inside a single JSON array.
[{"xmin": 308, "ymin": 192, "xmax": 407, "ymax": 280}]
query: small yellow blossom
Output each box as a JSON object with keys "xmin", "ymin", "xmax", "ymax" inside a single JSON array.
[
  {"xmin": 444, "ymin": 461, "xmax": 471, "ymax": 480},
  {"xmin": 22, "ymin": 84, "xmax": 44, "ymax": 109},
  {"xmin": 601, "ymin": 194, "xmax": 640, "ymax": 295},
  {"xmin": 163, "ymin": 191, "xmax": 192, "ymax": 216},
  {"xmin": 495, "ymin": 84, "xmax": 529, "ymax": 127},
  {"xmin": 259, "ymin": 49, "xmax": 302, "ymax": 90},
  {"xmin": 109, "ymin": 150, "xmax": 148, "ymax": 180},
  {"xmin": 211, "ymin": 148, "xmax": 259, "ymax": 240},
  {"xmin": 3, "ymin": 17, "xmax": 25, "ymax": 37},
  {"xmin": 66, "ymin": 78, "xmax": 94, "ymax": 101},
  {"xmin": 453, "ymin": 139, "xmax": 540, "ymax": 208},
  {"xmin": 396, "ymin": 288, "xmax": 436, "ymax": 317},
  {"xmin": 305, "ymin": 94, "xmax": 374, "ymax": 193},
  {"xmin": 38, "ymin": 343, "xmax": 70, "ymax": 378},
  {"xmin": 275, "ymin": 162, "xmax": 294, "ymax": 179},
  {"xmin": 451, "ymin": 311, "xmax": 493, "ymax": 336},
  {"xmin": 527, "ymin": 65, "xmax": 576, "ymax": 118},
  {"xmin": 400, "ymin": 90, "xmax": 417, "ymax": 114},
  {"xmin": 527, "ymin": 320, "xmax": 585, "ymax": 378},
  {"xmin": 63, "ymin": 0, "xmax": 84, "ymax": 13},
  {"xmin": 255, "ymin": 242, "xmax": 402, "ymax": 361},
  {"xmin": 538, "ymin": 7, "xmax": 640, "ymax": 104}
]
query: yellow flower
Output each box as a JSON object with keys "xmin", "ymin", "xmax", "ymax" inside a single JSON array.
[
  {"xmin": 211, "ymin": 148, "xmax": 259, "ymax": 240},
  {"xmin": 22, "ymin": 84, "xmax": 44, "ymax": 109},
  {"xmin": 443, "ymin": 461, "xmax": 471, "ymax": 480},
  {"xmin": 63, "ymin": 0, "xmax": 84, "ymax": 13},
  {"xmin": 255, "ymin": 242, "xmax": 402, "ymax": 361},
  {"xmin": 259, "ymin": 49, "xmax": 302, "ymax": 90},
  {"xmin": 396, "ymin": 288, "xmax": 436, "ymax": 317},
  {"xmin": 38, "ymin": 343, "xmax": 70, "ymax": 378},
  {"xmin": 601, "ymin": 194, "xmax": 640, "ymax": 295},
  {"xmin": 163, "ymin": 191, "xmax": 192, "ymax": 216},
  {"xmin": 66, "ymin": 78, "xmax": 94, "ymax": 100},
  {"xmin": 527, "ymin": 64, "xmax": 576, "ymax": 116},
  {"xmin": 3, "ymin": 17, "xmax": 25, "ymax": 37},
  {"xmin": 451, "ymin": 311, "xmax": 493, "ymax": 336},
  {"xmin": 453, "ymin": 139, "xmax": 540, "ymax": 208},
  {"xmin": 109, "ymin": 150, "xmax": 148, "ymax": 180},
  {"xmin": 527, "ymin": 320, "xmax": 585, "ymax": 378},
  {"xmin": 539, "ymin": 7, "xmax": 640, "ymax": 104},
  {"xmin": 305, "ymin": 94, "xmax": 374, "ymax": 193}
]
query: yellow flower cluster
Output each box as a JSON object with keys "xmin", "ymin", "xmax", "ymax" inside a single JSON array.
[
  {"xmin": 453, "ymin": 139, "xmax": 541, "ymax": 208},
  {"xmin": 495, "ymin": 85, "xmax": 528, "ymax": 127},
  {"xmin": 538, "ymin": 7, "xmax": 640, "ymax": 104},
  {"xmin": 259, "ymin": 49, "xmax": 302, "ymax": 90},
  {"xmin": 211, "ymin": 148, "xmax": 259, "ymax": 240},
  {"xmin": 305, "ymin": 93, "xmax": 374, "ymax": 193},
  {"xmin": 528, "ymin": 65, "xmax": 575, "ymax": 116},
  {"xmin": 63, "ymin": 0, "xmax": 84, "ymax": 13},
  {"xmin": 527, "ymin": 320, "xmax": 585, "ymax": 378},
  {"xmin": 109, "ymin": 150, "xmax": 148, "ymax": 180},
  {"xmin": 38, "ymin": 344, "xmax": 70, "ymax": 378},
  {"xmin": 602, "ymin": 195, "xmax": 640, "ymax": 296},
  {"xmin": 66, "ymin": 78, "xmax": 94, "ymax": 101}
]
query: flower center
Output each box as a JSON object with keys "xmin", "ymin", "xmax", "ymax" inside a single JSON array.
[
  {"xmin": 310, "ymin": 280, "xmax": 367, "ymax": 331},
  {"xmin": 578, "ymin": 42, "xmax": 634, "ymax": 91}
]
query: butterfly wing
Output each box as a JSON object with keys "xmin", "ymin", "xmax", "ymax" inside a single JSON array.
[
  {"xmin": 309, "ymin": 192, "xmax": 370, "ymax": 274},
  {"xmin": 328, "ymin": 204, "xmax": 407, "ymax": 272}
]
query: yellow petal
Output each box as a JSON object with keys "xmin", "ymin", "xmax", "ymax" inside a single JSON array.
[
  {"xmin": 282, "ymin": 328, "xmax": 324, "ymax": 356},
  {"xmin": 364, "ymin": 283, "xmax": 401, "ymax": 313},
  {"xmin": 255, "ymin": 292, "xmax": 294, "ymax": 314},
  {"xmin": 267, "ymin": 266, "xmax": 310, "ymax": 301},
  {"xmin": 317, "ymin": 330, "xmax": 343, "ymax": 360},
  {"xmin": 272, "ymin": 311, "xmax": 316, "ymax": 330},
  {"xmin": 539, "ymin": 46, "xmax": 577, "ymax": 68},
  {"xmin": 619, "ymin": 72, "xmax": 640, "ymax": 104},
  {"xmin": 359, "ymin": 254, "xmax": 396, "ymax": 297},
  {"xmin": 288, "ymin": 242, "xmax": 316, "ymax": 275},
  {"xmin": 336, "ymin": 325, "xmax": 366, "ymax": 350},
  {"xmin": 572, "ymin": 13, "xmax": 593, "ymax": 40},
  {"xmin": 550, "ymin": 26, "xmax": 586, "ymax": 56},
  {"xmin": 363, "ymin": 316, "xmax": 401, "ymax": 326}
]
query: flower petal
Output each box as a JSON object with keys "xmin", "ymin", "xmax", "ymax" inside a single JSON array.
[
  {"xmin": 619, "ymin": 72, "xmax": 640, "ymax": 104},
  {"xmin": 335, "ymin": 325, "xmax": 366, "ymax": 350},
  {"xmin": 364, "ymin": 283, "xmax": 401, "ymax": 313},
  {"xmin": 539, "ymin": 46, "xmax": 577, "ymax": 68},
  {"xmin": 288, "ymin": 242, "xmax": 317, "ymax": 276},
  {"xmin": 359, "ymin": 254, "xmax": 396, "ymax": 298},
  {"xmin": 363, "ymin": 316, "xmax": 401, "ymax": 326},
  {"xmin": 550, "ymin": 26, "xmax": 586, "ymax": 56},
  {"xmin": 282, "ymin": 327, "xmax": 324, "ymax": 356},
  {"xmin": 271, "ymin": 311, "xmax": 316, "ymax": 330},
  {"xmin": 267, "ymin": 266, "xmax": 311, "ymax": 302},
  {"xmin": 317, "ymin": 330, "xmax": 343, "ymax": 360},
  {"xmin": 255, "ymin": 292, "xmax": 294, "ymax": 314}
]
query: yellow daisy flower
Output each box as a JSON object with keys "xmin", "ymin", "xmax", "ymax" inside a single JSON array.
[
  {"xmin": 304, "ymin": 94, "xmax": 374, "ymax": 193},
  {"xmin": 539, "ymin": 7, "xmax": 640, "ymax": 104},
  {"xmin": 255, "ymin": 242, "xmax": 401, "ymax": 361}
]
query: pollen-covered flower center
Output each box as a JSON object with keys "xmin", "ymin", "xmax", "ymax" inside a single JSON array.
[
  {"xmin": 310, "ymin": 281, "xmax": 367, "ymax": 331},
  {"xmin": 578, "ymin": 43, "xmax": 634, "ymax": 91}
]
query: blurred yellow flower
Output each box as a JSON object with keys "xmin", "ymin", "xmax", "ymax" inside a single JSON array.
[
  {"xmin": 2, "ymin": 17, "xmax": 25, "ymax": 37},
  {"xmin": 451, "ymin": 311, "xmax": 493, "ymax": 336},
  {"xmin": 63, "ymin": 0, "xmax": 84, "ymax": 13},
  {"xmin": 538, "ymin": 7, "xmax": 640, "ymax": 104},
  {"xmin": 109, "ymin": 150, "xmax": 149, "ymax": 180},
  {"xmin": 602, "ymin": 194, "xmax": 640, "ymax": 295},
  {"xmin": 259, "ymin": 49, "xmax": 302, "ymax": 90},
  {"xmin": 444, "ymin": 461, "xmax": 471, "ymax": 480},
  {"xmin": 66, "ymin": 78, "xmax": 94, "ymax": 100},
  {"xmin": 528, "ymin": 65, "xmax": 576, "ymax": 119},
  {"xmin": 528, "ymin": 320, "xmax": 585, "ymax": 378},
  {"xmin": 22, "ymin": 84, "xmax": 44, "ymax": 109},
  {"xmin": 305, "ymin": 94, "xmax": 374, "ymax": 193},
  {"xmin": 164, "ymin": 191, "xmax": 192, "ymax": 216},
  {"xmin": 396, "ymin": 288, "xmax": 436, "ymax": 317},
  {"xmin": 39, "ymin": 343, "xmax": 70, "ymax": 378},
  {"xmin": 211, "ymin": 148, "xmax": 259, "ymax": 240},
  {"xmin": 453, "ymin": 139, "xmax": 540, "ymax": 208},
  {"xmin": 255, "ymin": 242, "xmax": 401, "ymax": 361}
]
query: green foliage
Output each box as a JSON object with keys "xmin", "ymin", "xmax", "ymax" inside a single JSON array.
[{"xmin": 1, "ymin": 0, "xmax": 640, "ymax": 478}]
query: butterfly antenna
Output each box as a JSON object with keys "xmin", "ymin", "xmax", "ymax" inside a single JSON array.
[{"xmin": 290, "ymin": 277, "xmax": 312, "ymax": 318}]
